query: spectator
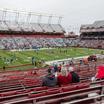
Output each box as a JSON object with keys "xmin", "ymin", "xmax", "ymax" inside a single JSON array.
[
  {"xmin": 54, "ymin": 64, "xmax": 58, "ymax": 72},
  {"xmin": 42, "ymin": 68, "xmax": 57, "ymax": 87},
  {"xmin": 83, "ymin": 58, "xmax": 88, "ymax": 65},
  {"xmin": 96, "ymin": 66, "xmax": 104, "ymax": 79},
  {"xmin": 57, "ymin": 67, "xmax": 72, "ymax": 86},
  {"xmin": 3, "ymin": 66, "xmax": 6, "ymax": 71},
  {"xmin": 79, "ymin": 59, "xmax": 83, "ymax": 65},
  {"xmin": 70, "ymin": 59, "xmax": 74, "ymax": 65},
  {"xmin": 58, "ymin": 64, "xmax": 62, "ymax": 72},
  {"xmin": 92, "ymin": 65, "xmax": 104, "ymax": 81},
  {"xmin": 68, "ymin": 67, "xmax": 80, "ymax": 83},
  {"xmin": 32, "ymin": 57, "xmax": 35, "ymax": 65}
]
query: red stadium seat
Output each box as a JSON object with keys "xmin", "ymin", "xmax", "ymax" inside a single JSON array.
[
  {"xmin": 0, "ymin": 91, "xmax": 17, "ymax": 97},
  {"xmin": 62, "ymin": 83, "xmax": 89, "ymax": 92},
  {"xmin": 62, "ymin": 85, "xmax": 77, "ymax": 92},
  {"xmin": 30, "ymin": 86, "xmax": 47, "ymax": 91},
  {"xmin": 46, "ymin": 89, "xmax": 61, "ymax": 95},
  {"xmin": 28, "ymin": 92, "xmax": 46, "ymax": 98},
  {"xmin": 75, "ymin": 83, "xmax": 90, "ymax": 89}
]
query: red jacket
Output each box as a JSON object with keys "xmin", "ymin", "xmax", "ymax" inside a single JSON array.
[
  {"xmin": 57, "ymin": 73, "xmax": 72, "ymax": 86},
  {"xmin": 96, "ymin": 66, "xmax": 104, "ymax": 79}
]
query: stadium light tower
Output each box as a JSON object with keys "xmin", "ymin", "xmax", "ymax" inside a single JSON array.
[
  {"xmin": 15, "ymin": 11, "xmax": 19, "ymax": 23},
  {"xmin": 13, "ymin": 10, "xmax": 24, "ymax": 31},
  {"xmin": 2, "ymin": 9, "xmax": 13, "ymax": 31},
  {"xmin": 2, "ymin": 9, "xmax": 7, "ymax": 22},
  {"xmin": 37, "ymin": 15, "xmax": 42, "ymax": 24},
  {"xmin": 58, "ymin": 16, "xmax": 62, "ymax": 24},
  {"xmin": 48, "ymin": 15, "xmax": 52, "ymax": 24},
  {"xmin": 26, "ymin": 12, "xmax": 32, "ymax": 24}
]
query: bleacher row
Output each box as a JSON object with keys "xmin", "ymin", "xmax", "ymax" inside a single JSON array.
[
  {"xmin": 78, "ymin": 39, "xmax": 104, "ymax": 49},
  {"xmin": 0, "ymin": 21, "xmax": 65, "ymax": 33},
  {"xmin": 1, "ymin": 36, "xmax": 104, "ymax": 49},
  {"xmin": 0, "ymin": 62, "xmax": 104, "ymax": 104},
  {"xmin": 0, "ymin": 36, "xmax": 79, "ymax": 49},
  {"xmin": 80, "ymin": 20, "xmax": 104, "ymax": 33},
  {"xmin": 80, "ymin": 20, "xmax": 104, "ymax": 49},
  {"xmin": 0, "ymin": 20, "xmax": 104, "ymax": 49}
]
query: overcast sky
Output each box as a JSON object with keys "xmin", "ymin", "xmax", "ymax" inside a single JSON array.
[{"xmin": 0, "ymin": 0, "xmax": 104, "ymax": 33}]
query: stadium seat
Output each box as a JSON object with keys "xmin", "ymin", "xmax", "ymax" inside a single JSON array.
[
  {"xmin": 28, "ymin": 92, "xmax": 46, "ymax": 98},
  {"xmin": 62, "ymin": 85, "xmax": 77, "ymax": 92},
  {"xmin": 0, "ymin": 91, "xmax": 17, "ymax": 97},
  {"xmin": 30, "ymin": 86, "xmax": 47, "ymax": 91},
  {"xmin": 46, "ymin": 89, "xmax": 61, "ymax": 95}
]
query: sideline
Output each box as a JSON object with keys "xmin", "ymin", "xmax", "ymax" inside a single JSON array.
[
  {"xmin": 10, "ymin": 48, "xmax": 53, "ymax": 52},
  {"xmin": 45, "ymin": 56, "xmax": 88, "ymax": 65},
  {"xmin": 45, "ymin": 54, "xmax": 104, "ymax": 65}
]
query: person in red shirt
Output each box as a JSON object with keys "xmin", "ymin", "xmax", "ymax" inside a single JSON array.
[
  {"xmin": 96, "ymin": 65, "xmax": 104, "ymax": 79},
  {"xmin": 91, "ymin": 65, "xmax": 104, "ymax": 81},
  {"xmin": 57, "ymin": 67, "xmax": 72, "ymax": 86}
]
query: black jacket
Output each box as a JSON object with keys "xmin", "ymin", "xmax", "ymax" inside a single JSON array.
[
  {"xmin": 42, "ymin": 74, "xmax": 57, "ymax": 87},
  {"xmin": 70, "ymin": 72, "xmax": 80, "ymax": 83}
]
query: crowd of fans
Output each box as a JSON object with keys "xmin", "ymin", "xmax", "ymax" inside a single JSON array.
[
  {"xmin": 0, "ymin": 35, "xmax": 104, "ymax": 50},
  {"xmin": 78, "ymin": 39, "xmax": 104, "ymax": 49},
  {"xmin": 42, "ymin": 63, "xmax": 80, "ymax": 87},
  {"xmin": 42, "ymin": 56, "xmax": 104, "ymax": 87},
  {"xmin": 0, "ymin": 36, "xmax": 78, "ymax": 50}
]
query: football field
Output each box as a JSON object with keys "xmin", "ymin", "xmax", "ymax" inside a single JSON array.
[{"xmin": 0, "ymin": 47, "xmax": 103, "ymax": 70}]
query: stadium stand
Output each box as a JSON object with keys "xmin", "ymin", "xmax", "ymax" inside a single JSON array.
[
  {"xmin": 0, "ymin": 35, "xmax": 80, "ymax": 49},
  {"xmin": 0, "ymin": 61, "xmax": 103, "ymax": 103},
  {"xmin": 79, "ymin": 20, "xmax": 104, "ymax": 49},
  {"xmin": 0, "ymin": 9, "xmax": 104, "ymax": 104},
  {"xmin": 0, "ymin": 9, "xmax": 75, "ymax": 50},
  {"xmin": 0, "ymin": 10, "xmax": 81, "ymax": 50}
]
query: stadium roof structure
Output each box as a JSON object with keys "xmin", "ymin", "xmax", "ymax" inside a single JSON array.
[
  {"xmin": 80, "ymin": 20, "xmax": 104, "ymax": 33},
  {"xmin": 0, "ymin": 9, "xmax": 65, "ymax": 34}
]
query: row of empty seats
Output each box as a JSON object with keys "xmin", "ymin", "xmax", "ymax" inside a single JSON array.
[
  {"xmin": 0, "ymin": 61, "xmax": 103, "ymax": 103},
  {"xmin": 1, "ymin": 82, "xmax": 104, "ymax": 104},
  {"xmin": 0, "ymin": 21, "xmax": 65, "ymax": 33}
]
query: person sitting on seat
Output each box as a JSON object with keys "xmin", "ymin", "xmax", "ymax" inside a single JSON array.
[
  {"xmin": 83, "ymin": 58, "xmax": 88, "ymax": 65},
  {"xmin": 96, "ymin": 66, "xmax": 104, "ymax": 79},
  {"xmin": 42, "ymin": 68, "xmax": 57, "ymax": 87},
  {"xmin": 92, "ymin": 65, "xmax": 104, "ymax": 81},
  {"xmin": 53, "ymin": 64, "xmax": 58, "ymax": 72},
  {"xmin": 68, "ymin": 67, "xmax": 80, "ymax": 83},
  {"xmin": 57, "ymin": 67, "xmax": 72, "ymax": 86}
]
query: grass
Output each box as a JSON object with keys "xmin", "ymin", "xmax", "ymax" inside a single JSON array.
[{"xmin": 0, "ymin": 47, "xmax": 103, "ymax": 70}]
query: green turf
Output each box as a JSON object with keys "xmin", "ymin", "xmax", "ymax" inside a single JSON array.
[{"xmin": 0, "ymin": 47, "xmax": 103, "ymax": 70}]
